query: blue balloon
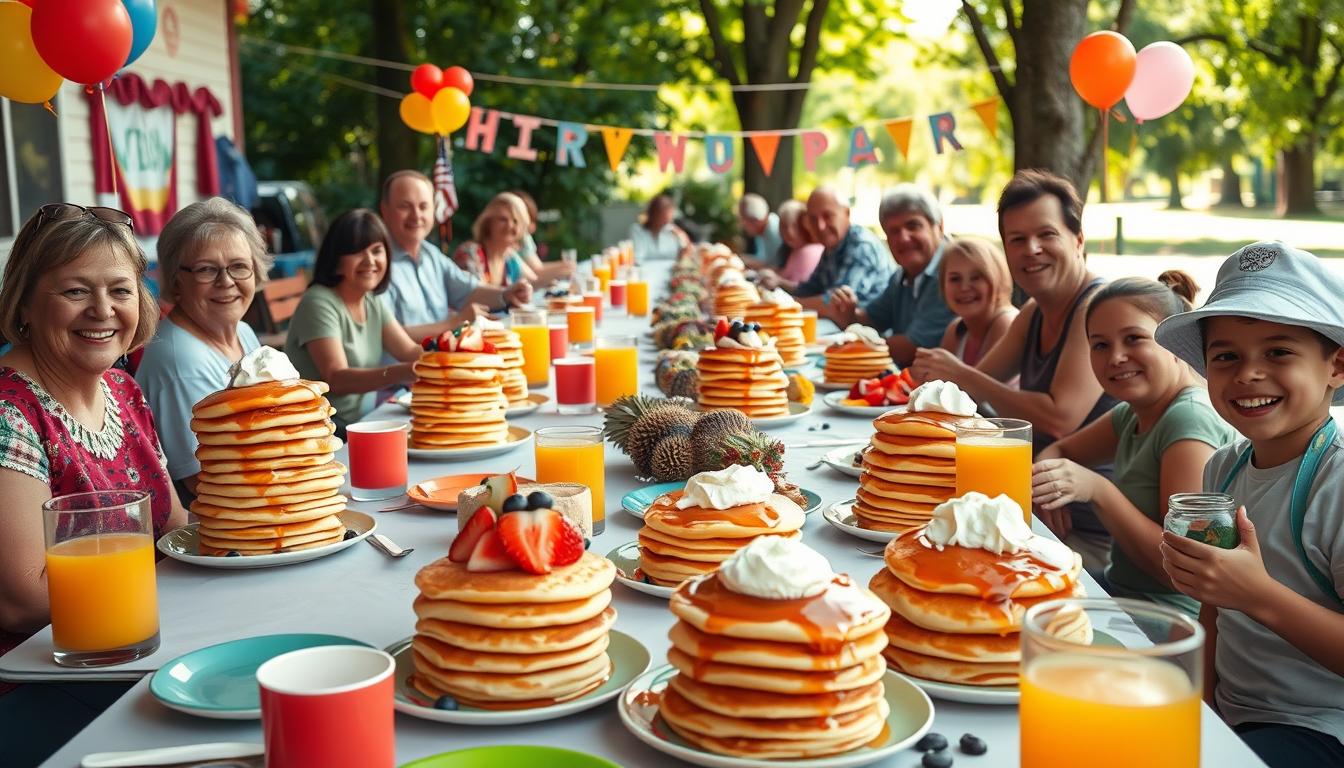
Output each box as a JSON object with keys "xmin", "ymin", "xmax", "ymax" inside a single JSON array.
[{"xmin": 122, "ymin": 0, "xmax": 156, "ymax": 67}]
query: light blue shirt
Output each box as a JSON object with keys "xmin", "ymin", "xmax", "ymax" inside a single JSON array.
[
  {"xmin": 750, "ymin": 213, "xmax": 785, "ymax": 268},
  {"xmin": 135, "ymin": 317, "xmax": 260, "ymax": 480},
  {"xmin": 629, "ymin": 222, "xmax": 683, "ymax": 261},
  {"xmin": 383, "ymin": 240, "xmax": 480, "ymax": 328}
]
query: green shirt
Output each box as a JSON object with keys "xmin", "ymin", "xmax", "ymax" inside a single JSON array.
[
  {"xmin": 285, "ymin": 284, "xmax": 393, "ymax": 432},
  {"xmin": 1106, "ymin": 386, "xmax": 1236, "ymax": 615}
]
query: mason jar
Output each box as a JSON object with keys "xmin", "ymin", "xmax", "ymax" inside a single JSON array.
[{"xmin": 1165, "ymin": 492, "xmax": 1239, "ymax": 549}]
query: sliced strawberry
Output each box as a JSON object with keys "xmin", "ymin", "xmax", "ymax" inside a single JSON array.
[
  {"xmin": 714, "ymin": 318, "xmax": 730, "ymax": 340},
  {"xmin": 481, "ymin": 340, "xmax": 497, "ymax": 354},
  {"xmin": 847, "ymin": 381, "xmax": 863, "ymax": 399},
  {"xmin": 466, "ymin": 529, "xmax": 514, "ymax": 572},
  {"xmin": 899, "ymin": 368, "xmax": 915, "ymax": 387},
  {"xmin": 864, "ymin": 389, "xmax": 886, "ymax": 407},
  {"xmin": 549, "ymin": 517, "xmax": 586, "ymax": 568},
  {"xmin": 437, "ymin": 330, "xmax": 456, "ymax": 351},
  {"xmin": 449, "ymin": 507, "xmax": 496, "ymax": 562},
  {"xmin": 883, "ymin": 377, "xmax": 903, "ymax": 403},
  {"xmin": 496, "ymin": 508, "xmax": 565, "ymax": 574},
  {"xmin": 458, "ymin": 327, "xmax": 484, "ymax": 352},
  {"xmin": 888, "ymin": 389, "xmax": 910, "ymax": 405}
]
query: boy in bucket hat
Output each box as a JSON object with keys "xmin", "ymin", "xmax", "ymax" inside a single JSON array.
[{"xmin": 1154, "ymin": 241, "xmax": 1344, "ymax": 767}]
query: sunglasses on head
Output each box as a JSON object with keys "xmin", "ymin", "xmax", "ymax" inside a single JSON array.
[{"xmin": 35, "ymin": 203, "xmax": 134, "ymax": 232}]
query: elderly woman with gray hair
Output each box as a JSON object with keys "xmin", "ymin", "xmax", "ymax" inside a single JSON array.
[
  {"xmin": 756, "ymin": 199, "xmax": 824, "ymax": 291},
  {"xmin": 135, "ymin": 197, "xmax": 274, "ymax": 502},
  {"xmin": 827, "ymin": 183, "xmax": 956, "ymax": 366}
]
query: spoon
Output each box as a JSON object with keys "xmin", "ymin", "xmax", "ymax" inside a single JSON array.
[
  {"xmin": 368, "ymin": 534, "xmax": 414, "ymax": 558},
  {"xmin": 856, "ymin": 546, "xmax": 886, "ymax": 558}
]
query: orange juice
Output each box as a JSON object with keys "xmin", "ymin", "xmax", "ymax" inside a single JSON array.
[
  {"xmin": 535, "ymin": 439, "xmax": 606, "ymax": 530},
  {"xmin": 567, "ymin": 307, "xmax": 595, "ymax": 344},
  {"xmin": 800, "ymin": 310, "xmax": 818, "ymax": 343},
  {"xmin": 593, "ymin": 263, "xmax": 612, "ymax": 294},
  {"xmin": 594, "ymin": 345, "xmax": 638, "ymax": 407},
  {"xmin": 513, "ymin": 323, "xmax": 550, "ymax": 387},
  {"xmin": 1021, "ymin": 654, "xmax": 1200, "ymax": 768},
  {"xmin": 956, "ymin": 436, "xmax": 1033, "ymax": 522},
  {"xmin": 627, "ymin": 280, "xmax": 650, "ymax": 316},
  {"xmin": 46, "ymin": 533, "xmax": 158, "ymax": 651}
]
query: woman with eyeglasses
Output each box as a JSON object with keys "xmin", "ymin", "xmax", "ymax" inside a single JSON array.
[{"xmin": 134, "ymin": 198, "xmax": 275, "ymax": 504}]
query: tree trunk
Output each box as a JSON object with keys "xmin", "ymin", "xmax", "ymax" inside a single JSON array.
[
  {"xmin": 1218, "ymin": 157, "xmax": 1245, "ymax": 207},
  {"xmin": 1277, "ymin": 139, "xmax": 1318, "ymax": 216},
  {"xmin": 1009, "ymin": 1, "xmax": 1090, "ymax": 190},
  {"xmin": 737, "ymin": 89, "xmax": 798, "ymax": 207},
  {"xmin": 371, "ymin": 0, "xmax": 417, "ymax": 186},
  {"xmin": 1166, "ymin": 168, "xmax": 1183, "ymax": 209}
]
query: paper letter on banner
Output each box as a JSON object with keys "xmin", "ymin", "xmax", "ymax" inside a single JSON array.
[
  {"xmin": 928, "ymin": 112, "xmax": 963, "ymax": 154},
  {"xmin": 704, "ymin": 134, "xmax": 735, "ymax": 174},
  {"xmin": 507, "ymin": 115, "xmax": 542, "ymax": 161},
  {"xmin": 654, "ymin": 132, "xmax": 688, "ymax": 173},
  {"xmin": 748, "ymin": 133, "xmax": 781, "ymax": 176},
  {"xmin": 556, "ymin": 122, "xmax": 589, "ymax": 168},
  {"xmin": 801, "ymin": 131, "xmax": 828, "ymax": 172},
  {"xmin": 599, "ymin": 127, "xmax": 634, "ymax": 171},
  {"xmin": 847, "ymin": 126, "xmax": 879, "ymax": 167},
  {"xmin": 884, "ymin": 118, "xmax": 914, "ymax": 159},
  {"xmin": 465, "ymin": 108, "xmax": 500, "ymax": 153},
  {"xmin": 970, "ymin": 97, "xmax": 1000, "ymax": 139}
]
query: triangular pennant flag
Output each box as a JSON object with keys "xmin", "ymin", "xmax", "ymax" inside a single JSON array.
[
  {"xmin": 884, "ymin": 118, "xmax": 914, "ymax": 159},
  {"xmin": 599, "ymin": 127, "xmax": 634, "ymax": 171},
  {"xmin": 971, "ymin": 97, "xmax": 1000, "ymax": 139},
  {"xmin": 748, "ymin": 133, "xmax": 782, "ymax": 176}
]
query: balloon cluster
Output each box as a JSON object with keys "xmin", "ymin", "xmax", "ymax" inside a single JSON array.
[
  {"xmin": 1069, "ymin": 31, "xmax": 1195, "ymax": 123},
  {"xmin": 399, "ymin": 64, "xmax": 473, "ymax": 136},
  {"xmin": 0, "ymin": 0, "xmax": 157, "ymax": 104}
]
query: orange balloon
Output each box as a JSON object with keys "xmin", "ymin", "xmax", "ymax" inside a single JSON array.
[
  {"xmin": 1069, "ymin": 30, "xmax": 1136, "ymax": 109},
  {"xmin": 399, "ymin": 92, "xmax": 435, "ymax": 135}
]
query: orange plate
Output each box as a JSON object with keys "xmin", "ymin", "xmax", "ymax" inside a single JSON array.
[{"xmin": 407, "ymin": 474, "xmax": 535, "ymax": 512}]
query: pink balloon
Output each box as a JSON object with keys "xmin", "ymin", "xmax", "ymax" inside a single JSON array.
[{"xmin": 1124, "ymin": 41, "xmax": 1195, "ymax": 123}]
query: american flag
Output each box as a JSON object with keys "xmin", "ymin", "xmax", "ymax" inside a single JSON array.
[{"xmin": 432, "ymin": 135, "xmax": 458, "ymax": 242}]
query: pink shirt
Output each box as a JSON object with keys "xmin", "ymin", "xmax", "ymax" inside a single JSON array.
[{"xmin": 778, "ymin": 243, "xmax": 824, "ymax": 283}]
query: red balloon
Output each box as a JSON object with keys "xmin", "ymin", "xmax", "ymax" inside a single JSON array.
[
  {"xmin": 441, "ymin": 66, "xmax": 474, "ymax": 97},
  {"xmin": 32, "ymin": 0, "xmax": 133, "ymax": 85},
  {"xmin": 410, "ymin": 63, "xmax": 443, "ymax": 99}
]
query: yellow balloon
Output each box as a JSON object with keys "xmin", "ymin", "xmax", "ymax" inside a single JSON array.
[
  {"xmin": 399, "ymin": 92, "xmax": 436, "ymax": 135},
  {"xmin": 431, "ymin": 87, "xmax": 471, "ymax": 135},
  {"xmin": 0, "ymin": 4, "xmax": 63, "ymax": 104}
]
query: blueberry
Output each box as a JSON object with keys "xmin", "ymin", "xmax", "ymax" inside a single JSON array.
[
  {"xmin": 433, "ymin": 695, "xmax": 459, "ymax": 711},
  {"xmin": 526, "ymin": 490, "xmax": 554, "ymax": 510},
  {"xmin": 751, "ymin": 322, "xmax": 761, "ymax": 332},
  {"xmin": 583, "ymin": 537, "xmax": 592, "ymax": 550},
  {"xmin": 343, "ymin": 529, "xmax": 357, "ymax": 541},
  {"xmin": 501, "ymin": 494, "xmax": 528, "ymax": 513},
  {"xmin": 730, "ymin": 320, "xmax": 743, "ymax": 335},
  {"xmin": 915, "ymin": 733, "xmax": 948, "ymax": 752},
  {"xmin": 959, "ymin": 734, "xmax": 987, "ymax": 756},
  {"xmin": 225, "ymin": 550, "xmax": 240, "ymax": 557},
  {"xmin": 821, "ymin": 423, "xmax": 830, "ymax": 430},
  {"xmin": 921, "ymin": 750, "xmax": 953, "ymax": 768}
]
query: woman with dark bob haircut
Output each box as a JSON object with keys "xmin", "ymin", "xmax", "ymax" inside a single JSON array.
[{"xmin": 284, "ymin": 209, "xmax": 424, "ymax": 434}]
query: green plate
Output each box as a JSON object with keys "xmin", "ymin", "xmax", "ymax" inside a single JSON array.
[
  {"xmin": 621, "ymin": 482, "xmax": 822, "ymax": 519},
  {"xmin": 401, "ymin": 746, "xmax": 619, "ymax": 768}
]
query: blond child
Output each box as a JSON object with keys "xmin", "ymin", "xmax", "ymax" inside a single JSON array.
[{"xmin": 935, "ymin": 237, "xmax": 1017, "ymax": 366}]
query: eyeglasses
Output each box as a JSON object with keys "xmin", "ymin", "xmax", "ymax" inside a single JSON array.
[
  {"xmin": 35, "ymin": 203, "xmax": 134, "ymax": 232},
  {"xmin": 179, "ymin": 262, "xmax": 255, "ymax": 283}
]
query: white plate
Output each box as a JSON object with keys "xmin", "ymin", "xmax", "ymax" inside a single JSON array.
[
  {"xmin": 395, "ymin": 392, "xmax": 548, "ymax": 417},
  {"xmin": 607, "ymin": 541, "xmax": 677, "ymax": 599},
  {"xmin": 901, "ymin": 673, "xmax": 1018, "ymax": 705},
  {"xmin": 822, "ymin": 499, "xmax": 901, "ymax": 543},
  {"xmin": 619, "ymin": 664, "xmax": 934, "ymax": 768},
  {"xmin": 812, "ymin": 377, "xmax": 853, "ymax": 392},
  {"xmin": 751, "ymin": 401, "xmax": 812, "ymax": 428},
  {"xmin": 387, "ymin": 630, "xmax": 650, "ymax": 725},
  {"xmin": 821, "ymin": 390, "xmax": 905, "ymax": 417},
  {"xmin": 408, "ymin": 426, "xmax": 533, "ymax": 460},
  {"xmin": 620, "ymin": 483, "xmax": 824, "ymax": 520},
  {"xmin": 156, "ymin": 511, "xmax": 376, "ymax": 568},
  {"xmin": 820, "ymin": 445, "xmax": 866, "ymax": 478}
]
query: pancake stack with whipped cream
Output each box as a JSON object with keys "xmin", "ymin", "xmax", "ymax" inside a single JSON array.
[
  {"xmin": 704, "ymin": 251, "xmax": 745, "ymax": 286},
  {"xmin": 744, "ymin": 288, "xmax": 807, "ymax": 369},
  {"xmin": 697, "ymin": 319, "xmax": 790, "ymax": 418},
  {"xmin": 410, "ymin": 325, "xmax": 510, "ymax": 449},
  {"xmin": 637, "ymin": 465, "xmax": 806, "ymax": 587},
  {"xmin": 823, "ymin": 324, "xmax": 892, "ymax": 385},
  {"xmin": 476, "ymin": 319, "xmax": 529, "ymax": 408},
  {"xmin": 662, "ymin": 537, "xmax": 892, "ymax": 759},
  {"xmin": 713, "ymin": 275, "xmax": 760, "ymax": 321},
  {"xmin": 869, "ymin": 493, "xmax": 1088, "ymax": 688},
  {"xmin": 190, "ymin": 348, "xmax": 347, "ymax": 555},
  {"xmin": 854, "ymin": 381, "xmax": 976, "ymax": 532}
]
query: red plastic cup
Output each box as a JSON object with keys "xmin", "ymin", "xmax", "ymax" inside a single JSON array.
[
  {"xmin": 548, "ymin": 323, "xmax": 569, "ymax": 362},
  {"xmin": 257, "ymin": 645, "xmax": 396, "ymax": 768},
  {"xmin": 346, "ymin": 421, "xmax": 408, "ymax": 501},
  {"xmin": 609, "ymin": 279, "xmax": 627, "ymax": 310},
  {"xmin": 555, "ymin": 357, "xmax": 596, "ymax": 415}
]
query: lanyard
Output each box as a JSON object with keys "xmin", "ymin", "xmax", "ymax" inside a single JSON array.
[{"xmin": 1218, "ymin": 418, "xmax": 1342, "ymax": 607}]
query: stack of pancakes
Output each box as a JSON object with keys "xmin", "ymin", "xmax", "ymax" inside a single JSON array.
[
  {"xmin": 697, "ymin": 346, "xmax": 790, "ymax": 418},
  {"xmin": 662, "ymin": 572, "xmax": 892, "ymax": 758},
  {"xmin": 869, "ymin": 529, "xmax": 1088, "ymax": 687},
  {"xmin": 713, "ymin": 282, "xmax": 760, "ymax": 320},
  {"xmin": 823, "ymin": 339, "xmax": 892, "ymax": 385},
  {"xmin": 744, "ymin": 300, "xmax": 807, "ymax": 369},
  {"xmin": 638, "ymin": 491, "xmax": 805, "ymax": 587},
  {"xmin": 409, "ymin": 351, "xmax": 510, "ymax": 449},
  {"xmin": 410, "ymin": 552, "xmax": 617, "ymax": 709},
  {"xmin": 478, "ymin": 324, "xmax": 529, "ymax": 408},
  {"xmin": 190, "ymin": 381, "xmax": 347, "ymax": 555},
  {"xmin": 854, "ymin": 409, "xmax": 962, "ymax": 532}
]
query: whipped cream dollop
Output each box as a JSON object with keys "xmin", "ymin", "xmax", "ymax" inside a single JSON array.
[
  {"xmin": 718, "ymin": 536, "xmax": 833, "ymax": 599},
  {"xmin": 472, "ymin": 316, "xmax": 506, "ymax": 331},
  {"xmin": 907, "ymin": 380, "xmax": 976, "ymax": 416},
  {"xmin": 759, "ymin": 287, "xmax": 799, "ymax": 307},
  {"xmin": 839, "ymin": 324, "xmax": 884, "ymax": 347},
  {"xmin": 924, "ymin": 492, "xmax": 1073, "ymax": 570},
  {"xmin": 676, "ymin": 464, "xmax": 774, "ymax": 510},
  {"xmin": 228, "ymin": 346, "xmax": 300, "ymax": 387},
  {"xmin": 716, "ymin": 329, "xmax": 773, "ymax": 349},
  {"xmin": 716, "ymin": 270, "xmax": 749, "ymax": 288}
]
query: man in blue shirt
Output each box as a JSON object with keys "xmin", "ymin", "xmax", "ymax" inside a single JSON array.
[
  {"xmin": 828, "ymin": 184, "xmax": 955, "ymax": 366},
  {"xmin": 378, "ymin": 171, "xmax": 532, "ymax": 341},
  {"xmin": 791, "ymin": 187, "xmax": 894, "ymax": 318}
]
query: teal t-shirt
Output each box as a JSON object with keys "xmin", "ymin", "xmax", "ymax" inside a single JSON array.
[
  {"xmin": 285, "ymin": 284, "xmax": 393, "ymax": 431},
  {"xmin": 1106, "ymin": 386, "xmax": 1236, "ymax": 615}
]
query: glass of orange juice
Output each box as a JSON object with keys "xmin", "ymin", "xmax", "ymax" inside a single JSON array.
[
  {"xmin": 510, "ymin": 308, "xmax": 551, "ymax": 388},
  {"xmin": 592, "ymin": 259, "xmax": 612, "ymax": 295},
  {"xmin": 43, "ymin": 491, "xmax": 159, "ymax": 667},
  {"xmin": 594, "ymin": 334, "xmax": 639, "ymax": 408},
  {"xmin": 534, "ymin": 426, "xmax": 607, "ymax": 534},
  {"xmin": 1021, "ymin": 598, "xmax": 1203, "ymax": 768},
  {"xmin": 627, "ymin": 279, "xmax": 650, "ymax": 317},
  {"xmin": 955, "ymin": 417, "xmax": 1033, "ymax": 523},
  {"xmin": 800, "ymin": 309, "xmax": 818, "ymax": 344},
  {"xmin": 567, "ymin": 305, "xmax": 595, "ymax": 348}
]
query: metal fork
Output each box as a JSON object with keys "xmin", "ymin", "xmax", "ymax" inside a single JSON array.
[
  {"xmin": 367, "ymin": 534, "xmax": 414, "ymax": 558},
  {"xmin": 856, "ymin": 546, "xmax": 886, "ymax": 558}
]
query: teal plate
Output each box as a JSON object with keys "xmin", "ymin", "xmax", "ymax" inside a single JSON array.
[
  {"xmin": 621, "ymin": 482, "xmax": 822, "ymax": 520},
  {"xmin": 149, "ymin": 634, "xmax": 370, "ymax": 719},
  {"xmin": 402, "ymin": 746, "xmax": 619, "ymax": 768}
]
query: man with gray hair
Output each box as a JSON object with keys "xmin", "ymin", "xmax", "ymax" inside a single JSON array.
[
  {"xmin": 738, "ymin": 193, "xmax": 783, "ymax": 269},
  {"xmin": 829, "ymin": 183, "xmax": 955, "ymax": 366},
  {"xmin": 790, "ymin": 186, "xmax": 894, "ymax": 319}
]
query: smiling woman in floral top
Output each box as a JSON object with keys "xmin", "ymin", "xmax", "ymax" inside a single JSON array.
[{"xmin": 0, "ymin": 204, "xmax": 186, "ymax": 653}]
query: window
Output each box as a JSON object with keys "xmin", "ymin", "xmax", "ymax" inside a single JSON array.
[{"xmin": 1, "ymin": 98, "xmax": 65, "ymax": 239}]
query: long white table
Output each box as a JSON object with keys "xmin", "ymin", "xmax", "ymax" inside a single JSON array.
[{"xmin": 9, "ymin": 263, "xmax": 1264, "ymax": 767}]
